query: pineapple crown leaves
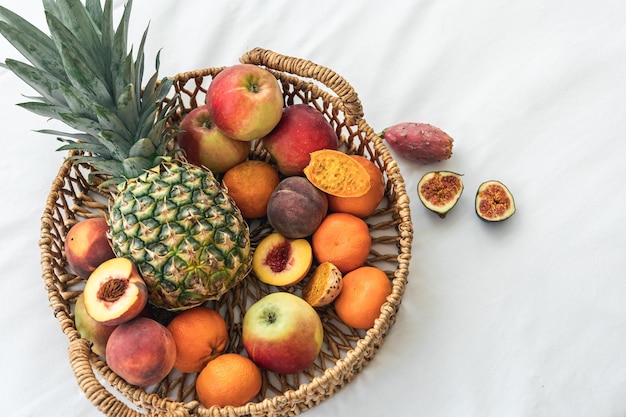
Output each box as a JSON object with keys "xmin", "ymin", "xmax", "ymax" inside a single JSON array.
[{"xmin": 0, "ymin": 0, "xmax": 180, "ymax": 187}]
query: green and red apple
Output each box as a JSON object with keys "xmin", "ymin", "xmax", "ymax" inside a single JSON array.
[
  {"xmin": 177, "ymin": 104, "xmax": 250, "ymax": 174},
  {"xmin": 242, "ymin": 292, "xmax": 323, "ymax": 374},
  {"xmin": 262, "ymin": 104, "xmax": 339, "ymax": 176},
  {"xmin": 205, "ymin": 64, "xmax": 284, "ymax": 141},
  {"xmin": 83, "ymin": 257, "xmax": 148, "ymax": 326}
]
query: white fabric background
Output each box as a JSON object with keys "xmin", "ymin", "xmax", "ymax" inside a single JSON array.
[{"xmin": 1, "ymin": 0, "xmax": 625, "ymax": 416}]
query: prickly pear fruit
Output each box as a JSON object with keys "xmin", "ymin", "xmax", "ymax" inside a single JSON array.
[{"xmin": 381, "ymin": 122, "xmax": 453, "ymax": 164}]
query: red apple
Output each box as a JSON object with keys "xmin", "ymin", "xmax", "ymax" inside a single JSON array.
[
  {"xmin": 262, "ymin": 104, "xmax": 339, "ymax": 176},
  {"xmin": 83, "ymin": 257, "xmax": 148, "ymax": 326},
  {"xmin": 177, "ymin": 104, "xmax": 250, "ymax": 174},
  {"xmin": 205, "ymin": 64, "xmax": 284, "ymax": 142},
  {"xmin": 242, "ymin": 292, "xmax": 323, "ymax": 374}
]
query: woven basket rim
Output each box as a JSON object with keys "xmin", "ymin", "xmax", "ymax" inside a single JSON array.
[{"xmin": 38, "ymin": 48, "xmax": 413, "ymax": 417}]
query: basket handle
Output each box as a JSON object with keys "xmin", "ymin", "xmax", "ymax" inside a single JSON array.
[
  {"xmin": 240, "ymin": 48, "xmax": 364, "ymax": 124},
  {"xmin": 68, "ymin": 339, "xmax": 193, "ymax": 416}
]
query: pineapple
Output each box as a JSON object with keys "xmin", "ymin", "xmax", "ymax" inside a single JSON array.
[{"xmin": 0, "ymin": 0, "xmax": 251, "ymax": 311}]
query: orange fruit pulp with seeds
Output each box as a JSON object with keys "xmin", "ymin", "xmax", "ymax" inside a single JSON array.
[
  {"xmin": 303, "ymin": 149, "xmax": 371, "ymax": 197},
  {"xmin": 301, "ymin": 261, "xmax": 343, "ymax": 307},
  {"xmin": 195, "ymin": 353, "xmax": 262, "ymax": 408},
  {"xmin": 334, "ymin": 266, "xmax": 393, "ymax": 330},
  {"xmin": 222, "ymin": 159, "xmax": 281, "ymax": 219},
  {"xmin": 311, "ymin": 212, "xmax": 371, "ymax": 274},
  {"xmin": 327, "ymin": 155, "xmax": 385, "ymax": 218},
  {"xmin": 166, "ymin": 306, "xmax": 228, "ymax": 374}
]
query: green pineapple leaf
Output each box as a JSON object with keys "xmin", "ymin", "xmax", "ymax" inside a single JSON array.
[
  {"xmin": 3, "ymin": 59, "xmax": 66, "ymax": 107},
  {"xmin": 128, "ymin": 138, "xmax": 157, "ymax": 158},
  {"xmin": 45, "ymin": 0, "xmax": 103, "ymax": 61},
  {"xmin": 0, "ymin": 8, "xmax": 67, "ymax": 81},
  {"xmin": 122, "ymin": 156, "xmax": 153, "ymax": 179},
  {"xmin": 58, "ymin": 83, "xmax": 96, "ymax": 118},
  {"xmin": 84, "ymin": 0, "xmax": 104, "ymax": 28},
  {"xmin": 94, "ymin": 104, "xmax": 133, "ymax": 140},
  {"xmin": 116, "ymin": 83, "xmax": 140, "ymax": 135},
  {"xmin": 58, "ymin": 112, "xmax": 103, "ymax": 137},
  {"xmin": 17, "ymin": 101, "xmax": 64, "ymax": 120},
  {"xmin": 44, "ymin": 9, "xmax": 103, "ymax": 83},
  {"xmin": 56, "ymin": 141, "xmax": 113, "ymax": 159},
  {"xmin": 57, "ymin": 43, "xmax": 113, "ymax": 108},
  {"xmin": 97, "ymin": 130, "xmax": 133, "ymax": 161}
]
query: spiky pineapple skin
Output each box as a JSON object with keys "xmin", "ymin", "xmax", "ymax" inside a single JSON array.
[{"xmin": 108, "ymin": 159, "xmax": 252, "ymax": 311}]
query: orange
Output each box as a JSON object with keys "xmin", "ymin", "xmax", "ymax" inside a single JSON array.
[
  {"xmin": 327, "ymin": 155, "xmax": 385, "ymax": 218},
  {"xmin": 303, "ymin": 149, "xmax": 371, "ymax": 197},
  {"xmin": 196, "ymin": 353, "xmax": 262, "ymax": 408},
  {"xmin": 311, "ymin": 212, "xmax": 371, "ymax": 274},
  {"xmin": 166, "ymin": 306, "xmax": 228, "ymax": 374},
  {"xmin": 222, "ymin": 159, "xmax": 280, "ymax": 219},
  {"xmin": 334, "ymin": 266, "xmax": 392, "ymax": 329}
]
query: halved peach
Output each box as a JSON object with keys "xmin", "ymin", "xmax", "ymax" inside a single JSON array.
[
  {"xmin": 252, "ymin": 232, "xmax": 313, "ymax": 286},
  {"xmin": 83, "ymin": 257, "xmax": 148, "ymax": 326}
]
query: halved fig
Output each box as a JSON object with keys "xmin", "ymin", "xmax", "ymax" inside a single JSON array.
[
  {"xmin": 417, "ymin": 171, "xmax": 464, "ymax": 218},
  {"xmin": 475, "ymin": 180, "xmax": 516, "ymax": 222}
]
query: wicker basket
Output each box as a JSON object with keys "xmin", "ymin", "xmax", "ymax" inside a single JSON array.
[{"xmin": 39, "ymin": 48, "xmax": 413, "ymax": 417}]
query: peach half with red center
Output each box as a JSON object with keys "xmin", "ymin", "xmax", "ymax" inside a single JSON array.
[
  {"xmin": 83, "ymin": 257, "xmax": 148, "ymax": 326},
  {"xmin": 252, "ymin": 232, "xmax": 313, "ymax": 287}
]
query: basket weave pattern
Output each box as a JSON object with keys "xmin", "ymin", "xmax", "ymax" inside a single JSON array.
[{"xmin": 39, "ymin": 48, "xmax": 413, "ymax": 416}]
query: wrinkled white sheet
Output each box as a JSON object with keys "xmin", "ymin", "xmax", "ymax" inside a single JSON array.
[{"xmin": 2, "ymin": 0, "xmax": 626, "ymax": 416}]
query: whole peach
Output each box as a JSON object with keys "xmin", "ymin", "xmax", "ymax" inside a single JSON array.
[
  {"xmin": 105, "ymin": 317, "xmax": 176, "ymax": 387},
  {"xmin": 65, "ymin": 217, "xmax": 115, "ymax": 279},
  {"xmin": 266, "ymin": 177, "xmax": 328, "ymax": 239}
]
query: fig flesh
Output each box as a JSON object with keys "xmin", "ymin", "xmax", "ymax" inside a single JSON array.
[
  {"xmin": 417, "ymin": 171, "xmax": 464, "ymax": 218},
  {"xmin": 475, "ymin": 180, "xmax": 516, "ymax": 222}
]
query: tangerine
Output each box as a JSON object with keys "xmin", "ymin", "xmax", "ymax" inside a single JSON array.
[
  {"xmin": 166, "ymin": 306, "xmax": 228, "ymax": 374},
  {"xmin": 195, "ymin": 353, "xmax": 262, "ymax": 408},
  {"xmin": 222, "ymin": 159, "xmax": 281, "ymax": 219},
  {"xmin": 334, "ymin": 266, "xmax": 392, "ymax": 329},
  {"xmin": 311, "ymin": 212, "xmax": 371, "ymax": 274},
  {"xmin": 327, "ymin": 155, "xmax": 385, "ymax": 218}
]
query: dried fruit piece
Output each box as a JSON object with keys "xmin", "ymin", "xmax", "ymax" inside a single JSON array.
[
  {"xmin": 475, "ymin": 180, "xmax": 516, "ymax": 222},
  {"xmin": 381, "ymin": 122, "xmax": 453, "ymax": 164},
  {"xmin": 302, "ymin": 262, "xmax": 343, "ymax": 307},
  {"xmin": 303, "ymin": 149, "xmax": 371, "ymax": 197},
  {"xmin": 417, "ymin": 171, "xmax": 464, "ymax": 218}
]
